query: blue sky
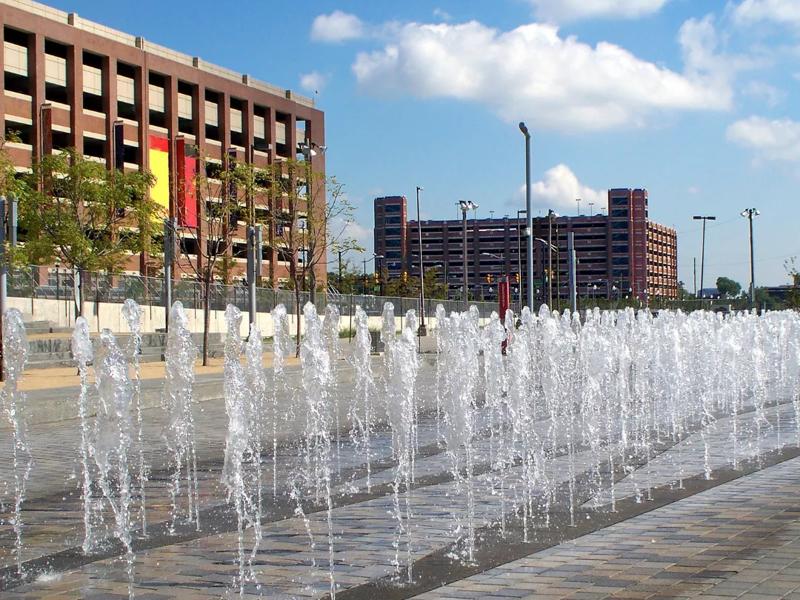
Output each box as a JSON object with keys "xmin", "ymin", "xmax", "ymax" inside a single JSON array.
[{"xmin": 49, "ymin": 0, "xmax": 800, "ymax": 287}]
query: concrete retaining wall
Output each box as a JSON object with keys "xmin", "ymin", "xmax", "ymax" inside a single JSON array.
[{"xmin": 8, "ymin": 297, "xmax": 486, "ymax": 337}]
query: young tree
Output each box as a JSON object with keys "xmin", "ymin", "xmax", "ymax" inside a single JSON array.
[
  {"xmin": 271, "ymin": 158, "xmax": 361, "ymax": 353},
  {"xmin": 784, "ymin": 258, "xmax": 800, "ymax": 310},
  {"xmin": 715, "ymin": 276, "xmax": 742, "ymax": 299},
  {"xmin": 16, "ymin": 149, "xmax": 158, "ymax": 315},
  {"xmin": 175, "ymin": 153, "xmax": 243, "ymax": 366}
]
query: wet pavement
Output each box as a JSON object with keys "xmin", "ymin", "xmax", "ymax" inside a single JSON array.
[{"xmin": 1, "ymin": 360, "xmax": 800, "ymax": 599}]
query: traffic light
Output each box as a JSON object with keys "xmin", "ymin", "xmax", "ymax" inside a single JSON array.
[
  {"xmin": 373, "ymin": 272, "xmax": 379, "ymax": 283},
  {"xmin": 486, "ymin": 274, "xmax": 493, "ymax": 284},
  {"xmin": 514, "ymin": 273, "xmax": 520, "ymax": 283},
  {"xmin": 402, "ymin": 271, "xmax": 408, "ymax": 283}
]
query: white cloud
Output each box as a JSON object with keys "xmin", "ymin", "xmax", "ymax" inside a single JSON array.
[
  {"xmin": 432, "ymin": 8, "xmax": 452, "ymax": 22},
  {"xmin": 742, "ymin": 81, "xmax": 785, "ymax": 106},
  {"xmin": 529, "ymin": 0, "xmax": 669, "ymax": 23},
  {"xmin": 334, "ymin": 219, "xmax": 372, "ymax": 251},
  {"xmin": 300, "ymin": 71, "xmax": 327, "ymax": 93},
  {"xmin": 310, "ymin": 11, "xmax": 365, "ymax": 43},
  {"xmin": 530, "ymin": 164, "xmax": 606, "ymax": 212},
  {"xmin": 727, "ymin": 116, "xmax": 800, "ymax": 162},
  {"xmin": 732, "ymin": 0, "xmax": 800, "ymax": 29},
  {"xmin": 352, "ymin": 20, "xmax": 731, "ymax": 131}
]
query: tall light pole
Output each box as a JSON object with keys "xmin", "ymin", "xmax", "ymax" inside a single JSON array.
[
  {"xmin": 547, "ymin": 209, "xmax": 558, "ymax": 308},
  {"xmin": 576, "ymin": 198, "xmax": 581, "ymax": 216},
  {"xmin": 459, "ymin": 200, "xmax": 478, "ymax": 310},
  {"xmin": 516, "ymin": 209, "xmax": 526, "ymax": 311},
  {"xmin": 741, "ymin": 208, "xmax": 760, "ymax": 309},
  {"xmin": 416, "ymin": 186, "xmax": 427, "ymax": 336},
  {"xmin": 519, "ymin": 122, "xmax": 533, "ymax": 310},
  {"xmin": 362, "ymin": 253, "xmax": 383, "ymax": 295},
  {"xmin": 693, "ymin": 215, "xmax": 716, "ymax": 299}
]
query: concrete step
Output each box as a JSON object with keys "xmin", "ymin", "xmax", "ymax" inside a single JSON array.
[{"xmin": 22, "ymin": 331, "xmax": 225, "ymax": 369}]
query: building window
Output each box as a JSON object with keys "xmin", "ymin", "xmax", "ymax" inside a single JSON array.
[
  {"xmin": 384, "ymin": 204, "xmax": 401, "ymax": 213},
  {"xmin": 148, "ymin": 83, "xmax": 165, "ymax": 112},
  {"xmin": 204, "ymin": 100, "xmax": 218, "ymax": 126},
  {"xmin": 230, "ymin": 107, "xmax": 242, "ymax": 133},
  {"xmin": 83, "ymin": 64, "xmax": 102, "ymax": 96},
  {"xmin": 611, "ymin": 221, "xmax": 628, "ymax": 230},
  {"xmin": 253, "ymin": 114, "xmax": 266, "ymax": 140},
  {"xmin": 611, "ymin": 208, "xmax": 628, "ymax": 218},
  {"xmin": 178, "ymin": 92, "xmax": 192, "ymax": 120},
  {"xmin": 611, "ymin": 197, "xmax": 627, "ymax": 206},
  {"xmin": 117, "ymin": 74, "xmax": 135, "ymax": 104},
  {"xmin": 276, "ymin": 121, "xmax": 286, "ymax": 145},
  {"xmin": 45, "ymin": 54, "xmax": 66, "ymax": 86},
  {"xmin": 4, "ymin": 41, "xmax": 27, "ymax": 76}
]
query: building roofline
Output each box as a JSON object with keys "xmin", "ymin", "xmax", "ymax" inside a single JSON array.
[{"xmin": 2, "ymin": 0, "xmax": 315, "ymax": 108}]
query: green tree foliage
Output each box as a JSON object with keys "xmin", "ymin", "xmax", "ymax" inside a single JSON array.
[
  {"xmin": 716, "ymin": 276, "xmax": 742, "ymax": 299},
  {"xmin": 16, "ymin": 149, "xmax": 158, "ymax": 274}
]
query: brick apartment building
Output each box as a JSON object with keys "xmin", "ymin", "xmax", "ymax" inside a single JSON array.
[
  {"xmin": 373, "ymin": 188, "xmax": 678, "ymax": 305},
  {"xmin": 1, "ymin": 0, "xmax": 325, "ymax": 288}
]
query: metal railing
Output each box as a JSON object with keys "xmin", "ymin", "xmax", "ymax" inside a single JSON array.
[{"xmin": 8, "ymin": 266, "xmax": 499, "ymax": 320}]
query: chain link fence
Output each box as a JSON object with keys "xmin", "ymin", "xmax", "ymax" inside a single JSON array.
[{"xmin": 9, "ymin": 266, "xmax": 499, "ymax": 320}]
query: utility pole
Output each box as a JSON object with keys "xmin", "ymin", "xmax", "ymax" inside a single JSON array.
[
  {"xmin": 459, "ymin": 200, "xmax": 478, "ymax": 310},
  {"xmin": 519, "ymin": 122, "xmax": 533, "ymax": 310},
  {"xmin": 693, "ymin": 215, "xmax": 716, "ymax": 299},
  {"xmin": 693, "ymin": 257, "xmax": 697, "ymax": 297},
  {"xmin": 163, "ymin": 219, "xmax": 175, "ymax": 332},
  {"xmin": 416, "ymin": 186, "xmax": 427, "ymax": 336},
  {"xmin": 547, "ymin": 209, "xmax": 556, "ymax": 308},
  {"xmin": 568, "ymin": 231, "xmax": 577, "ymax": 312},
  {"xmin": 741, "ymin": 208, "xmax": 759, "ymax": 309}
]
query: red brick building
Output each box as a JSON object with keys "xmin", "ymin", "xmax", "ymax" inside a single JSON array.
[
  {"xmin": 2, "ymin": 0, "xmax": 325, "ymax": 288},
  {"xmin": 374, "ymin": 188, "xmax": 678, "ymax": 304}
]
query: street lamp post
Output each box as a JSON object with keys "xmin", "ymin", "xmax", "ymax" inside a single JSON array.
[
  {"xmin": 481, "ymin": 252, "xmax": 509, "ymax": 296},
  {"xmin": 693, "ymin": 215, "xmax": 716, "ymax": 299},
  {"xmin": 547, "ymin": 209, "xmax": 558, "ymax": 308},
  {"xmin": 519, "ymin": 122, "xmax": 533, "ymax": 310},
  {"xmin": 362, "ymin": 253, "xmax": 383, "ymax": 296},
  {"xmin": 741, "ymin": 208, "xmax": 760, "ymax": 309},
  {"xmin": 416, "ymin": 186, "xmax": 427, "ymax": 336},
  {"xmin": 459, "ymin": 200, "xmax": 478, "ymax": 310}
]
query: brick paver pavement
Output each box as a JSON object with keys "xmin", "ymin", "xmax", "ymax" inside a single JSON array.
[{"xmin": 412, "ymin": 454, "xmax": 800, "ymax": 600}]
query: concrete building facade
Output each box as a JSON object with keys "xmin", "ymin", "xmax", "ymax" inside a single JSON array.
[{"xmin": 2, "ymin": 0, "xmax": 325, "ymax": 287}]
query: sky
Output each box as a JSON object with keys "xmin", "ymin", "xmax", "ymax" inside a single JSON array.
[{"xmin": 46, "ymin": 0, "xmax": 800, "ymax": 287}]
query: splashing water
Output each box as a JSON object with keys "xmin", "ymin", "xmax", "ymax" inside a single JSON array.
[
  {"xmin": 1, "ymin": 309, "xmax": 33, "ymax": 575},
  {"xmin": 71, "ymin": 316, "xmax": 100, "ymax": 554},
  {"xmin": 349, "ymin": 306, "xmax": 375, "ymax": 491},
  {"xmin": 162, "ymin": 301, "xmax": 199, "ymax": 532},
  {"xmin": 299, "ymin": 302, "xmax": 337, "ymax": 598},
  {"xmin": 270, "ymin": 303, "xmax": 291, "ymax": 499},
  {"xmin": 222, "ymin": 305, "xmax": 263, "ymax": 595},
  {"xmin": 323, "ymin": 304, "xmax": 342, "ymax": 475},
  {"xmin": 93, "ymin": 329, "xmax": 135, "ymax": 596},
  {"xmin": 122, "ymin": 299, "xmax": 148, "ymax": 537}
]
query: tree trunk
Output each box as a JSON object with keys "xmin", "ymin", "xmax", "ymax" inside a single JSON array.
[
  {"xmin": 202, "ymin": 275, "xmax": 211, "ymax": 366},
  {"xmin": 294, "ymin": 282, "xmax": 301, "ymax": 357},
  {"xmin": 309, "ymin": 270, "xmax": 317, "ymax": 306}
]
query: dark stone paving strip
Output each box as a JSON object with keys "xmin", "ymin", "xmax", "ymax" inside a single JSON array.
[{"xmin": 332, "ymin": 445, "xmax": 800, "ymax": 600}]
